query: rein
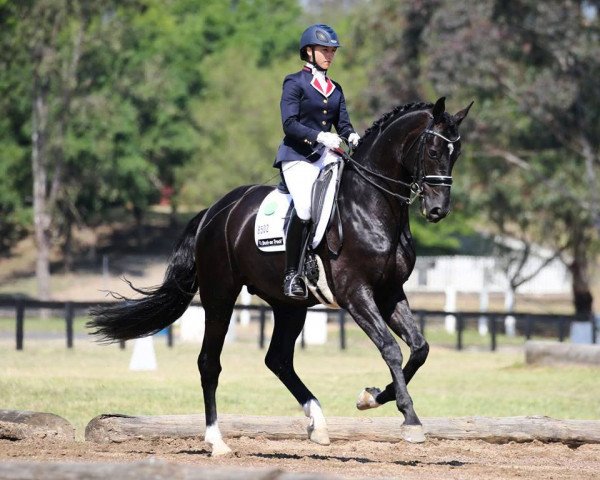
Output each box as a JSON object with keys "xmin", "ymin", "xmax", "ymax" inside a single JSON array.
[{"xmin": 340, "ymin": 152, "xmax": 417, "ymax": 204}]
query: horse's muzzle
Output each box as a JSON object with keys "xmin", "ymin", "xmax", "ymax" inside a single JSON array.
[{"xmin": 425, "ymin": 206, "xmax": 448, "ymax": 223}]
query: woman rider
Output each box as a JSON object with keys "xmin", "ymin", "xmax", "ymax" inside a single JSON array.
[{"xmin": 274, "ymin": 24, "xmax": 360, "ymax": 299}]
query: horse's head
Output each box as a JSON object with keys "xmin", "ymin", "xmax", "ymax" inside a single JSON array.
[
  {"xmin": 414, "ymin": 97, "xmax": 473, "ymax": 223},
  {"xmin": 350, "ymin": 98, "xmax": 472, "ymax": 222}
]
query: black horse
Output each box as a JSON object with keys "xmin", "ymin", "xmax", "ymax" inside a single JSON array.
[{"xmin": 88, "ymin": 97, "xmax": 472, "ymax": 456}]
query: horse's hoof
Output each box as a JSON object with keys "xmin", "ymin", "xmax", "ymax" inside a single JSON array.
[
  {"xmin": 308, "ymin": 425, "xmax": 331, "ymax": 445},
  {"xmin": 401, "ymin": 424, "xmax": 426, "ymax": 444},
  {"xmin": 356, "ymin": 387, "xmax": 381, "ymax": 410},
  {"xmin": 210, "ymin": 441, "xmax": 233, "ymax": 457}
]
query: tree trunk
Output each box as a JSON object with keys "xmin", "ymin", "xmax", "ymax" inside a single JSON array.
[
  {"xmin": 570, "ymin": 241, "xmax": 593, "ymax": 318},
  {"xmin": 30, "ymin": 6, "xmax": 83, "ymax": 291},
  {"xmin": 31, "ymin": 71, "xmax": 52, "ymax": 301}
]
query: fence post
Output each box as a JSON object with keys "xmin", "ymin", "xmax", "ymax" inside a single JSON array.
[
  {"xmin": 65, "ymin": 302, "xmax": 74, "ymax": 349},
  {"xmin": 16, "ymin": 300, "xmax": 25, "ymax": 351},
  {"xmin": 338, "ymin": 309, "xmax": 346, "ymax": 350},
  {"xmin": 558, "ymin": 317, "xmax": 566, "ymax": 342},
  {"xmin": 525, "ymin": 315, "xmax": 533, "ymax": 340},
  {"xmin": 259, "ymin": 305, "xmax": 266, "ymax": 349},
  {"xmin": 456, "ymin": 313, "xmax": 463, "ymax": 351},
  {"xmin": 490, "ymin": 315, "xmax": 497, "ymax": 352},
  {"xmin": 167, "ymin": 325, "xmax": 174, "ymax": 347}
]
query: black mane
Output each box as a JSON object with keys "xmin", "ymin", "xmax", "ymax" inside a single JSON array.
[{"xmin": 357, "ymin": 102, "xmax": 434, "ymax": 148}]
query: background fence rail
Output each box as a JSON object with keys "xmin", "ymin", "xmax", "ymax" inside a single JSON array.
[{"xmin": 0, "ymin": 299, "xmax": 596, "ymax": 351}]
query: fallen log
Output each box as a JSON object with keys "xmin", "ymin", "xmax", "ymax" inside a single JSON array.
[
  {"xmin": 525, "ymin": 340, "xmax": 600, "ymax": 366},
  {"xmin": 0, "ymin": 409, "xmax": 75, "ymax": 441},
  {"xmin": 0, "ymin": 459, "xmax": 338, "ymax": 480},
  {"xmin": 85, "ymin": 413, "xmax": 600, "ymax": 446}
]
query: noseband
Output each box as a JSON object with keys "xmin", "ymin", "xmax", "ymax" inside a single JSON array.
[{"xmin": 343, "ymin": 121, "xmax": 461, "ymax": 204}]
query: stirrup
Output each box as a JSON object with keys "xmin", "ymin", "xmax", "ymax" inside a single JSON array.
[{"xmin": 284, "ymin": 272, "xmax": 308, "ymax": 299}]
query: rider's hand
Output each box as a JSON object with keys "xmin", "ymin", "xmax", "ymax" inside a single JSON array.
[
  {"xmin": 317, "ymin": 131, "xmax": 342, "ymax": 150},
  {"xmin": 348, "ymin": 132, "xmax": 361, "ymax": 147}
]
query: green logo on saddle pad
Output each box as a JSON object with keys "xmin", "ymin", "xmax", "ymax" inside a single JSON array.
[{"xmin": 263, "ymin": 201, "xmax": 278, "ymax": 216}]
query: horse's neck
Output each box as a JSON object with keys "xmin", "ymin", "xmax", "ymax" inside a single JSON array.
[
  {"xmin": 338, "ymin": 111, "xmax": 429, "ymax": 233},
  {"xmin": 356, "ymin": 111, "xmax": 427, "ymax": 185},
  {"xmin": 339, "ymin": 156, "xmax": 409, "ymax": 232}
]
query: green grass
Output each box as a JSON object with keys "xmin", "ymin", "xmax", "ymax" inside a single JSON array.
[{"xmin": 2, "ymin": 323, "xmax": 599, "ymax": 440}]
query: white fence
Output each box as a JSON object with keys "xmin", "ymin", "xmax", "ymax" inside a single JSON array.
[{"xmin": 405, "ymin": 255, "xmax": 570, "ymax": 294}]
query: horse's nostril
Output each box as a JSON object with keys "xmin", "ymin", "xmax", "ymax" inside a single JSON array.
[{"xmin": 430, "ymin": 207, "xmax": 442, "ymax": 218}]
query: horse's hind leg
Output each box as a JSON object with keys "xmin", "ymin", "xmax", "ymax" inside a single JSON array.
[
  {"xmin": 265, "ymin": 304, "xmax": 330, "ymax": 445},
  {"xmin": 197, "ymin": 286, "xmax": 240, "ymax": 456}
]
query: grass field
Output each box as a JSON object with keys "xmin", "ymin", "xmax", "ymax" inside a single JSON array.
[{"xmin": 2, "ymin": 319, "xmax": 599, "ymax": 440}]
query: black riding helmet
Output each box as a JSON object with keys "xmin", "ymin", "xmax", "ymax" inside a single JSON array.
[{"xmin": 299, "ymin": 24, "xmax": 341, "ymax": 65}]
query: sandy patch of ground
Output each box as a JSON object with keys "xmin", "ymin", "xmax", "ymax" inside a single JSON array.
[{"xmin": 2, "ymin": 435, "xmax": 599, "ymax": 480}]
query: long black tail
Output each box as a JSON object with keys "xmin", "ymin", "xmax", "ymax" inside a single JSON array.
[{"xmin": 87, "ymin": 210, "xmax": 206, "ymax": 342}]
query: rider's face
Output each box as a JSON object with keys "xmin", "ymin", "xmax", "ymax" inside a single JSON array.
[{"xmin": 309, "ymin": 45, "xmax": 337, "ymax": 70}]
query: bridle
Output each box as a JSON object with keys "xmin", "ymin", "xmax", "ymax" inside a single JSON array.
[
  {"xmin": 340, "ymin": 120, "xmax": 461, "ymax": 205},
  {"xmin": 419, "ymin": 128, "xmax": 461, "ymax": 188}
]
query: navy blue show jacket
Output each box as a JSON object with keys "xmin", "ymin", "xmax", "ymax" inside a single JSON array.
[{"xmin": 274, "ymin": 67, "xmax": 355, "ymax": 166}]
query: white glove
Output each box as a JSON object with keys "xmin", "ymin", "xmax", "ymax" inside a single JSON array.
[
  {"xmin": 348, "ymin": 132, "xmax": 361, "ymax": 147},
  {"xmin": 317, "ymin": 131, "xmax": 342, "ymax": 150}
]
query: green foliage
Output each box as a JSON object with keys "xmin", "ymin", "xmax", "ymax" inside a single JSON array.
[
  {"xmin": 175, "ymin": 48, "xmax": 298, "ymax": 207},
  {"xmin": 0, "ymin": 0, "xmax": 304, "ymax": 252}
]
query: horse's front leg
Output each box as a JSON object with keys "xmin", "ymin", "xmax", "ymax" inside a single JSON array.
[
  {"xmin": 345, "ymin": 288, "xmax": 425, "ymax": 443},
  {"xmin": 356, "ymin": 296, "xmax": 429, "ymax": 415}
]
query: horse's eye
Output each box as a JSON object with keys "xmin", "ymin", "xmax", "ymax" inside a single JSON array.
[{"xmin": 428, "ymin": 148, "xmax": 439, "ymax": 159}]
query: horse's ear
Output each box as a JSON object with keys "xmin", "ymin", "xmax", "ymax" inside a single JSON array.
[
  {"xmin": 432, "ymin": 97, "xmax": 446, "ymax": 124},
  {"xmin": 454, "ymin": 100, "xmax": 474, "ymax": 126}
]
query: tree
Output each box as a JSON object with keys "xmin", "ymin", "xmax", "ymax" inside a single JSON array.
[
  {"xmin": 425, "ymin": 0, "xmax": 600, "ymax": 316},
  {"xmin": 351, "ymin": 0, "xmax": 600, "ymax": 315},
  {"xmin": 1, "ymin": 1, "xmax": 176, "ymax": 294},
  {"xmin": 22, "ymin": 0, "xmax": 89, "ymax": 299},
  {"xmin": 0, "ymin": 0, "xmax": 305, "ymax": 296}
]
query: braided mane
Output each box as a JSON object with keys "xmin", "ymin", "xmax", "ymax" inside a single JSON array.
[{"xmin": 357, "ymin": 102, "xmax": 433, "ymax": 148}]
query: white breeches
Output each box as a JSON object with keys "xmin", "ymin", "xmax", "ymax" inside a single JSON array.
[{"xmin": 281, "ymin": 149, "xmax": 339, "ymax": 221}]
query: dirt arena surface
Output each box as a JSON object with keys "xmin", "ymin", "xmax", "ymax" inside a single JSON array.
[{"xmin": 2, "ymin": 436, "xmax": 600, "ymax": 480}]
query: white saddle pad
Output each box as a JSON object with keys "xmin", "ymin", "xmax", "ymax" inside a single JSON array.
[
  {"xmin": 254, "ymin": 190, "xmax": 293, "ymax": 252},
  {"xmin": 255, "ymin": 161, "xmax": 340, "ymax": 253}
]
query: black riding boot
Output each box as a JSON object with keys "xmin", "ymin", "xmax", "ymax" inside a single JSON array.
[{"xmin": 283, "ymin": 214, "xmax": 311, "ymax": 299}]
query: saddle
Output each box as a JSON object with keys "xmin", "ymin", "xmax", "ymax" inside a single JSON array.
[{"xmin": 254, "ymin": 160, "xmax": 343, "ymax": 253}]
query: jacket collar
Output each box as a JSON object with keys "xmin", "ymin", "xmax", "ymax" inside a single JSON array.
[{"xmin": 303, "ymin": 64, "xmax": 335, "ymax": 98}]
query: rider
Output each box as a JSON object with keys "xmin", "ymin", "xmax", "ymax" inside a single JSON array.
[{"xmin": 274, "ymin": 24, "xmax": 360, "ymax": 299}]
